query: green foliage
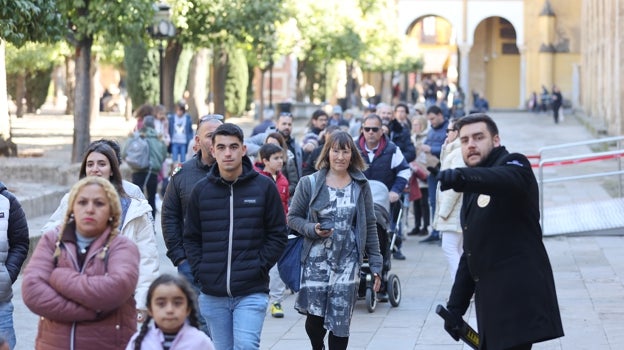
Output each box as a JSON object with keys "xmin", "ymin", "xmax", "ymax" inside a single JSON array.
[
  {"xmin": 224, "ymin": 47, "xmax": 248, "ymax": 116},
  {"xmin": 5, "ymin": 42, "xmax": 60, "ymax": 111},
  {"xmin": 124, "ymin": 41, "xmax": 159, "ymax": 106},
  {"xmin": 5, "ymin": 42, "xmax": 62, "ymax": 74},
  {"xmin": 0, "ymin": 0, "xmax": 64, "ymax": 46},
  {"xmin": 25, "ymin": 66, "xmax": 54, "ymax": 112},
  {"xmin": 57, "ymin": 0, "xmax": 154, "ymax": 45}
]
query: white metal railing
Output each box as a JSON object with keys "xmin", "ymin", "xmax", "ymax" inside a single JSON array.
[{"xmin": 536, "ymin": 136, "xmax": 624, "ymax": 233}]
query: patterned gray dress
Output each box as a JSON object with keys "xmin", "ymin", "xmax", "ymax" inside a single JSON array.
[{"xmin": 295, "ymin": 182, "xmax": 359, "ymax": 337}]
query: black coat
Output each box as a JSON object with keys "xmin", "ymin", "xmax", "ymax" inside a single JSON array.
[
  {"xmin": 183, "ymin": 156, "xmax": 287, "ymax": 297},
  {"xmin": 447, "ymin": 146, "xmax": 564, "ymax": 349},
  {"xmin": 161, "ymin": 152, "xmax": 212, "ymax": 266}
]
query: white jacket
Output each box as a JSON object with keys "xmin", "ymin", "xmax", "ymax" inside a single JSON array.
[
  {"xmin": 41, "ymin": 184, "xmax": 159, "ymax": 309},
  {"xmin": 432, "ymin": 139, "xmax": 465, "ymax": 233}
]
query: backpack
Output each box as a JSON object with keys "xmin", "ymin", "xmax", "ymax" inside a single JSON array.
[{"xmin": 124, "ymin": 132, "xmax": 150, "ymax": 171}]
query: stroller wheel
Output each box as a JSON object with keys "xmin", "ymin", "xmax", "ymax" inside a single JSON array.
[
  {"xmin": 365, "ymin": 288, "xmax": 377, "ymax": 313},
  {"xmin": 387, "ymin": 274, "xmax": 401, "ymax": 307}
]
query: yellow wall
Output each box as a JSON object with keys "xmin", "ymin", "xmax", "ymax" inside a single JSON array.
[
  {"xmin": 523, "ymin": 0, "xmax": 581, "ymax": 100},
  {"xmin": 487, "ymin": 55, "xmax": 520, "ymax": 108}
]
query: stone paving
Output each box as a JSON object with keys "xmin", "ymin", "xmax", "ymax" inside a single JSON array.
[{"xmin": 3, "ymin": 109, "xmax": 624, "ymax": 349}]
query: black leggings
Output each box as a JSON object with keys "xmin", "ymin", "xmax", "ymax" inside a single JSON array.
[
  {"xmin": 413, "ymin": 188, "xmax": 430, "ymax": 229},
  {"xmin": 305, "ymin": 315, "xmax": 349, "ymax": 350}
]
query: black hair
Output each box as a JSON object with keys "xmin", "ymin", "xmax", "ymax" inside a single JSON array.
[
  {"xmin": 133, "ymin": 274, "xmax": 201, "ymax": 350},
  {"xmin": 91, "ymin": 139, "xmax": 122, "ymax": 165},
  {"xmin": 394, "ymin": 103, "xmax": 410, "ymax": 114},
  {"xmin": 79, "ymin": 142, "xmax": 127, "ymax": 197},
  {"xmin": 426, "ymin": 105, "xmax": 443, "ymax": 116},
  {"xmin": 309, "ymin": 109, "xmax": 328, "ymax": 128},
  {"xmin": 211, "ymin": 123, "xmax": 245, "ymax": 144},
  {"xmin": 258, "ymin": 143, "xmax": 284, "ymax": 163},
  {"xmin": 454, "ymin": 113, "xmax": 499, "ymax": 137}
]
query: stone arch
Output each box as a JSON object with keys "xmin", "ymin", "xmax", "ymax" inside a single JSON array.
[{"xmin": 470, "ymin": 16, "xmax": 521, "ymax": 108}]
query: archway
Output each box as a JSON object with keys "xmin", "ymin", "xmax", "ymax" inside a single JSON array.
[
  {"xmin": 405, "ymin": 15, "xmax": 458, "ymax": 106},
  {"xmin": 470, "ymin": 17, "xmax": 520, "ymax": 109}
]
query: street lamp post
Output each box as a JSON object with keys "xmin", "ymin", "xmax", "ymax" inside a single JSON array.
[{"xmin": 148, "ymin": 2, "xmax": 175, "ymax": 106}]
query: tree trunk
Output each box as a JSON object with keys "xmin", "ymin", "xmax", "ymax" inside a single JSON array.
[
  {"xmin": 258, "ymin": 68, "xmax": 266, "ymax": 119},
  {"xmin": 187, "ymin": 48, "xmax": 209, "ymax": 122},
  {"xmin": 163, "ymin": 40, "xmax": 183, "ymax": 113},
  {"xmin": 296, "ymin": 59, "xmax": 307, "ymax": 102},
  {"xmin": 0, "ymin": 40, "xmax": 10, "ymax": 139},
  {"xmin": 65, "ymin": 56, "xmax": 76, "ymax": 115},
  {"xmin": 89, "ymin": 54, "xmax": 100, "ymax": 123},
  {"xmin": 212, "ymin": 47, "xmax": 228, "ymax": 116},
  {"xmin": 15, "ymin": 72, "xmax": 26, "ymax": 118},
  {"xmin": 72, "ymin": 37, "xmax": 93, "ymax": 163}
]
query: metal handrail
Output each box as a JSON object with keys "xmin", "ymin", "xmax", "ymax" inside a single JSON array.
[
  {"xmin": 537, "ymin": 135, "xmax": 624, "ymax": 156},
  {"xmin": 537, "ymin": 139, "xmax": 624, "ymax": 233}
]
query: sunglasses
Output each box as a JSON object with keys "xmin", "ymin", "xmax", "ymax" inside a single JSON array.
[
  {"xmin": 279, "ymin": 112, "xmax": 292, "ymax": 117},
  {"xmin": 363, "ymin": 127, "xmax": 380, "ymax": 133},
  {"xmin": 198, "ymin": 114, "xmax": 224, "ymax": 125},
  {"xmin": 446, "ymin": 128, "xmax": 456, "ymax": 133}
]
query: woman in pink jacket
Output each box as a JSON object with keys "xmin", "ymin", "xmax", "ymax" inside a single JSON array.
[{"xmin": 22, "ymin": 177, "xmax": 140, "ymax": 349}]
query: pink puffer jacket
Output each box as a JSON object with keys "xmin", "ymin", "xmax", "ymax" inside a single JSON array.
[{"xmin": 22, "ymin": 224, "xmax": 140, "ymax": 350}]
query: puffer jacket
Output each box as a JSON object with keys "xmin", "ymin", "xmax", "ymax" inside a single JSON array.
[
  {"xmin": 0, "ymin": 182, "xmax": 29, "ymax": 302},
  {"xmin": 432, "ymin": 139, "xmax": 465, "ymax": 232},
  {"xmin": 41, "ymin": 193, "xmax": 159, "ymax": 309},
  {"xmin": 287, "ymin": 170, "xmax": 382, "ymax": 276},
  {"xmin": 125, "ymin": 322, "xmax": 215, "ymax": 350},
  {"xmin": 183, "ymin": 156, "xmax": 287, "ymax": 297},
  {"xmin": 22, "ymin": 224, "xmax": 140, "ymax": 350}
]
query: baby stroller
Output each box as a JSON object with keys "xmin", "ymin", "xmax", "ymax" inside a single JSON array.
[{"xmin": 358, "ymin": 180, "xmax": 402, "ymax": 313}]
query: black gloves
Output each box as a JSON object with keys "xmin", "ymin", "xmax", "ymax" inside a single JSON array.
[
  {"xmin": 427, "ymin": 163, "xmax": 440, "ymax": 176},
  {"xmin": 444, "ymin": 307, "xmax": 464, "ymax": 341},
  {"xmin": 437, "ymin": 169, "xmax": 465, "ymax": 191}
]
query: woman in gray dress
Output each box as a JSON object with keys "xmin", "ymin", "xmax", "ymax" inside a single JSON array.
[{"xmin": 288, "ymin": 131, "xmax": 382, "ymax": 350}]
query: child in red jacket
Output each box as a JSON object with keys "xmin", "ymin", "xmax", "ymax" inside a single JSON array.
[
  {"xmin": 253, "ymin": 143, "xmax": 290, "ymax": 318},
  {"xmin": 254, "ymin": 143, "xmax": 290, "ymax": 217}
]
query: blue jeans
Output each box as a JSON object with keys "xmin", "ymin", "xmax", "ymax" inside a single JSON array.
[
  {"xmin": 0, "ymin": 301, "xmax": 16, "ymax": 350},
  {"xmin": 177, "ymin": 261, "xmax": 210, "ymax": 335},
  {"xmin": 427, "ymin": 174, "xmax": 439, "ymax": 237},
  {"xmin": 199, "ymin": 292, "xmax": 269, "ymax": 350},
  {"xmin": 171, "ymin": 143, "xmax": 187, "ymax": 163}
]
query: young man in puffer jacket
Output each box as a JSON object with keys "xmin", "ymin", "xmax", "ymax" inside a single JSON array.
[{"xmin": 0, "ymin": 181, "xmax": 29, "ymax": 350}]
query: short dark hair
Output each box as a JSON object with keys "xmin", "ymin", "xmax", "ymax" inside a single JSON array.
[
  {"xmin": 454, "ymin": 113, "xmax": 499, "ymax": 137},
  {"xmin": 426, "ymin": 105, "xmax": 443, "ymax": 115},
  {"xmin": 316, "ymin": 131, "xmax": 367, "ymax": 172},
  {"xmin": 311, "ymin": 109, "xmax": 328, "ymax": 120},
  {"xmin": 258, "ymin": 143, "xmax": 284, "ymax": 162},
  {"xmin": 395, "ymin": 103, "xmax": 409, "ymax": 114},
  {"xmin": 212, "ymin": 123, "xmax": 244, "ymax": 143},
  {"xmin": 362, "ymin": 114, "xmax": 383, "ymax": 126}
]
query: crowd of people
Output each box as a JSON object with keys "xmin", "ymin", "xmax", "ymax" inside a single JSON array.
[{"xmin": 2, "ymin": 96, "xmax": 565, "ymax": 350}]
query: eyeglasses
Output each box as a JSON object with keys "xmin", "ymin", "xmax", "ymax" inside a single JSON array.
[
  {"xmin": 363, "ymin": 127, "xmax": 380, "ymax": 133},
  {"xmin": 446, "ymin": 128, "xmax": 456, "ymax": 133}
]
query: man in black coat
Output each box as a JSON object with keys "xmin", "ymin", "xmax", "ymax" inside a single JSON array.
[
  {"xmin": 437, "ymin": 114, "xmax": 564, "ymax": 349},
  {"xmin": 161, "ymin": 115, "xmax": 222, "ymax": 334}
]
